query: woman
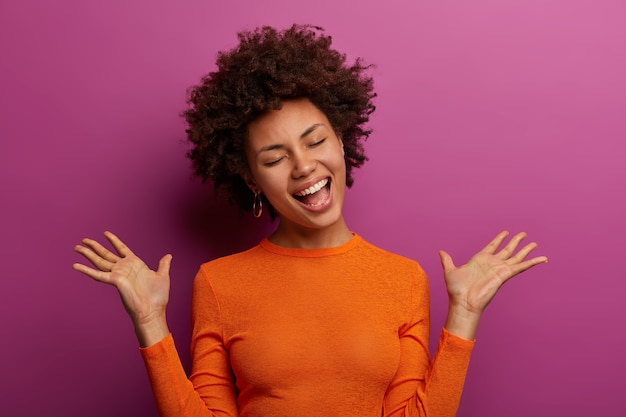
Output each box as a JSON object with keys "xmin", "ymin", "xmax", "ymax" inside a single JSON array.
[{"xmin": 73, "ymin": 25, "xmax": 547, "ymax": 417}]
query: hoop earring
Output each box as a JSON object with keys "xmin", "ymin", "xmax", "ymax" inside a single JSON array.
[{"xmin": 252, "ymin": 192, "xmax": 263, "ymax": 218}]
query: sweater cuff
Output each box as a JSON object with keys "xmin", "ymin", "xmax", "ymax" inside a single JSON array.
[
  {"xmin": 441, "ymin": 327, "xmax": 476, "ymax": 351},
  {"xmin": 139, "ymin": 332, "xmax": 175, "ymax": 361}
]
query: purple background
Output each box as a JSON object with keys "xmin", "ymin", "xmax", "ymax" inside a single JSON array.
[{"xmin": 1, "ymin": 1, "xmax": 625, "ymax": 416}]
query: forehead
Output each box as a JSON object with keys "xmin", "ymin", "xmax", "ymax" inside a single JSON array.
[{"xmin": 246, "ymin": 99, "xmax": 330, "ymax": 146}]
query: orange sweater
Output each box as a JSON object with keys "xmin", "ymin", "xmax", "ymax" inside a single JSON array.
[{"xmin": 141, "ymin": 234, "xmax": 474, "ymax": 417}]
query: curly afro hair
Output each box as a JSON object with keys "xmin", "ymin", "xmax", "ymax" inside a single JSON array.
[{"xmin": 183, "ymin": 24, "xmax": 376, "ymax": 215}]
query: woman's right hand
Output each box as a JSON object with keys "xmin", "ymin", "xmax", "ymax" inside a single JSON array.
[{"xmin": 73, "ymin": 231, "xmax": 172, "ymax": 347}]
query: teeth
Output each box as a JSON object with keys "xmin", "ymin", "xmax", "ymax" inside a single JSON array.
[{"xmin": 295, "ymin": 179, "xmax": 328, "ymax": 197}]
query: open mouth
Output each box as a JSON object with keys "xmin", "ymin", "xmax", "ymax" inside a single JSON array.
[{"xmin": 292, "ymin": 178, "xmax": 331, "ymax": 207}]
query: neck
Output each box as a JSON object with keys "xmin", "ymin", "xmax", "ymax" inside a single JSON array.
[{"xmin": 269, "ymin": 217, "xmax": 353, "ymax": 249}]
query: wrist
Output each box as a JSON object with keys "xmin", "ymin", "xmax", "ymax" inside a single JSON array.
[
  {"xmin": 444, "ymin": 303, "xmax": 482, "ymax": 341},
  {"xmin": 133, "ymin": 312, "xmax": 169, "ymax": 348}
]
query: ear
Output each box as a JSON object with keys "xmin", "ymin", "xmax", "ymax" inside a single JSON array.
[
  {"xmin": 241, "ymin": 170, "xmax": 260, "ymax": 193},
  {"xmin": 338, "ymin": 136, "xmax": 345, "ymax": 156}
]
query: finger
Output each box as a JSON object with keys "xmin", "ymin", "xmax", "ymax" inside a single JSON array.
[
  {"xmin": 72, "ymin": 262, "xmax": 114, "ymax": 285},
  {"xmin": 104, "ymin": 231, "xmax": 135, "ymax": 257},
  {"xmin": 156, "ymin": 254, "xmax": 172, "ymax": 277},
  {"xmin": 79, "ymin": 238, "xmax": 120, "ymax": 263},
  {"xmin": 509, "ymin": 256, "xmax": 549, "ymax": 277},
  {"xmin": 438, "ymin": 250, "xmax": 456, "ymax": 273},
  {"xmin": 74, "ymin": 244, "xmax": 115, "ymax": 272},
  {"xmin": 480, "ymin": 231, "xmax": 510, "ymax": 254},
  {"xmin": 508, "ymin": 241, "xmax": 538, "ymax": 264},
  {"xmin": 496, "ymin": 232, "xmax": 527, "ymax": 259}
]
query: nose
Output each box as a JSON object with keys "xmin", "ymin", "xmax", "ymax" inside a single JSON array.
[{"xmin": 291, "ymin": 150, "xmax": 317, "ymax": 178}]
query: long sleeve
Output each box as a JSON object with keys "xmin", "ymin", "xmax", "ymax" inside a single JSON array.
[
  {"xmin": 383, "ymin": 267, "xmax": 475, "ymax": 417},
  {"xmin": 188, "ymin": 268, "xmax": 239, "ymax": 416},
  {"xmin": 139, "ymin": 270, "xmax": 238, "ymax": 417},
  {"xmin": 418, "ymin": 329, "xmax": 474, "ymax": 415},
  {"xmin": 140, "ymin": 236, "xmax": 475, "ymax": 417}
]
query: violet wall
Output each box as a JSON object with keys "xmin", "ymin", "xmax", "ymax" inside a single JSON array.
[{"xmin": 1, "ymin": 1, "xmax": 624, "ymax": 416}]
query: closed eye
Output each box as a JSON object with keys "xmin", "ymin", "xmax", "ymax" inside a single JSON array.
[
  {"xmin": 309, "ymin": 138, "xmax": 326, "ymax": 148},
  {"xmin": 263, "ymin": 157, "xmax": 284, "ymax": 167}
]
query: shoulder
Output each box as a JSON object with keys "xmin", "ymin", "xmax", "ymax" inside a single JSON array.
[
  {"xmin": 349, "ymin": 237, "xmax": 430, "ymax": 305},
  {"xmin": 192, "ymin": 244, "xmax": 272, "ymax": 304},
  {"xmin": 197, "ymin": 244, "xmax": 266, "ymax": 276},
  {"xmin": 356, "ymin": 236, "xmax": 423, "ymax": 270},
  {"xmin": 348, "ymin": 236, "xmax": 428, "ymax": 287}
]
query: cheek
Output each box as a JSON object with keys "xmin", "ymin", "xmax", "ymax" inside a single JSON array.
[
  {"xmin": 323, "ymin": 143, "xmax": 347, "ymax": 168},
  {"xmin": 256, "ymin": 169, "xmax": 288, "ymax": 196},
  {"xmin": 330, "ymin": 151, "xmax": 347, "ymax": 177}
]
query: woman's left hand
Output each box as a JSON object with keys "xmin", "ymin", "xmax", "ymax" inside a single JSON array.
[{"xmin": 440, "ymin": 231, "xmax": 547, "ymax": 339}]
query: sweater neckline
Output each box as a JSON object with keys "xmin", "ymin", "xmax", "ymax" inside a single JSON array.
[{"xmin": 259, "ymin": 233, "xmax": 361, "ymax": 257}]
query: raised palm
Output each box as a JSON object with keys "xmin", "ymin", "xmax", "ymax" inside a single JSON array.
[
  {"xmin": 440, "ymin": 231, "xmax": 547, "ymax": 315},
  {"xmin": 73, "ymin": 231, "xmax": 172, "ymax": 326}
]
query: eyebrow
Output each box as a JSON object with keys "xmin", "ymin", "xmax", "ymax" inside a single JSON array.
[
  {"xmin": 300, "ymin": 123, "xmax": 323, "ymax": 138},
  {"xmin": 258, "ymin": 123, "xmax": 324, "ymax": 153}
]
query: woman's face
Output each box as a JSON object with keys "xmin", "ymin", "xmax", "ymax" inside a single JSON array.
[{"xmin": 244, "ymin": 98, "xmax": 348, "ymax": 241}]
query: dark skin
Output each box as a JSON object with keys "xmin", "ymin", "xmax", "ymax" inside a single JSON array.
[
  {"xmin": 73, "ymin": 230, "xmax": 546, "ymax": 346},
  {"xmin": 73, "ymin": 232, "xmax": 171, "ymax": 346},
  {"xmin": 73, "ymin": 101, "xmax": 548, "ymax": 346},
  {"xmin": 440, "ymin": 230, "xmax": 547, "ymax": 339}
]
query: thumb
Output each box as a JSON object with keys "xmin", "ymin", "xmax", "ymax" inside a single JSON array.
[
  {"xmin": 438, "ymin": 250, "xmax": 456, "ymax": 273},
  {"xmin": 157, "ymin": 254, "xmax": 172, "ymax": 276}
]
